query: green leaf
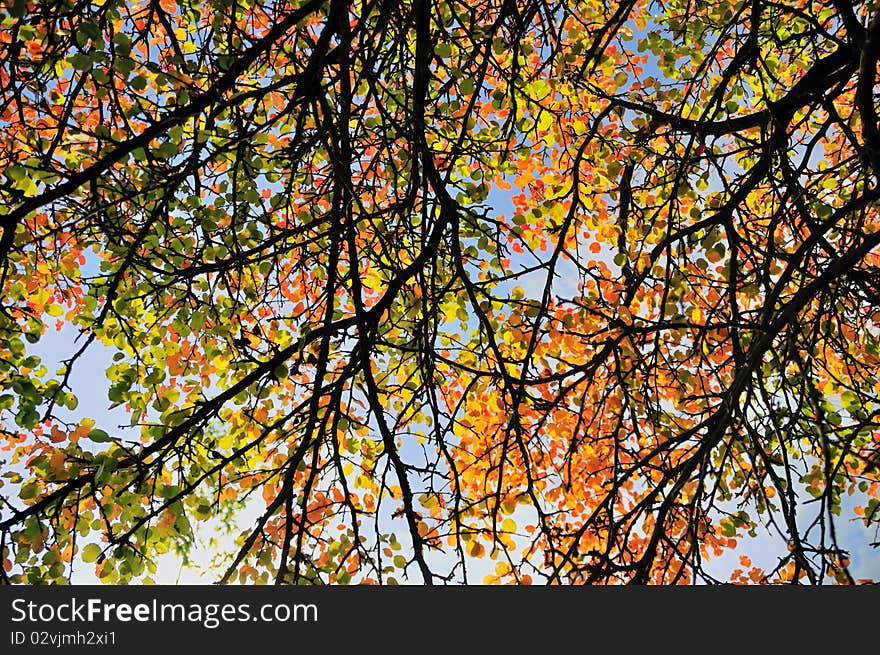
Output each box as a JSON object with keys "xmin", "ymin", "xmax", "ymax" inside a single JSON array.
[
  {"xmin": 8, "ymin": 0, "xmax": 27, "ymax": 19},
  {"xmin": 82, "ymin": 543, "xmax": 102, "ymax": 563},
  {"xmin": 69, "ymin": 53, "xmax": 93, "ymax": 71},
  {"xmin": 15, "ymin": 408, "xmax": 40, "ymax": 429},
  {"xmin": 88, "ymin": 428, "xmax": 111, "ymax": 443},
  {"xmin": 19, "ymin": 482, "xmax": 38, "ymax": 501},
  {"xmin": 435, "ymin": 43, "xmax": 452, "ymax": 59}
]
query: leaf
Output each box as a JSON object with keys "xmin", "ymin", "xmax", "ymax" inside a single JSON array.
[
  {"xmin": 537, "ymin": 110, "xmax": 553, "ymax": 133},
  {"xmin": 68, "ymin": 53, "xmax": 93, "ymax": 71},
  {"xmin": 87, "ymin": 429, "xmax": 111, "ymax": 443},
  {"xmin": 130, "ymin": 75, "xmax": 148, "ymax": 92},
  {"xmin": 82, "ymin": 544, "xmax": 102, "ymax": 563}
]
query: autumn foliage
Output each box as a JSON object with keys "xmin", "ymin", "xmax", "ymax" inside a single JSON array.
[{"xmin": 1, "ymin": 0, "xmax": 880, "ymax": 585}]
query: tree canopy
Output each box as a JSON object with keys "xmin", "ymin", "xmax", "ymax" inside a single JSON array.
[{"xmin": 1, "ymin": 0, "xmax": 880, "ymax": 585}]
